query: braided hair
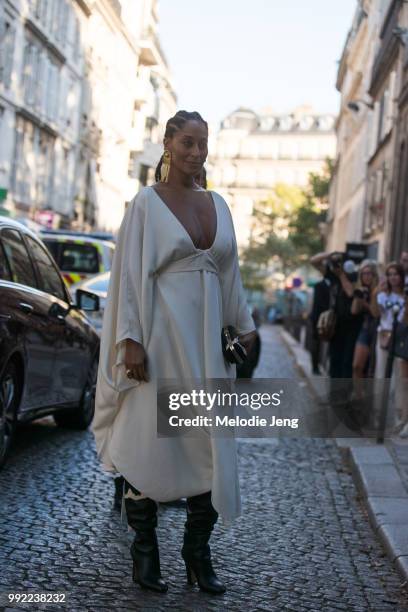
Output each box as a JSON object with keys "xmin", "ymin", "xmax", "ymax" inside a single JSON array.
[{"xmin": 154, "ymin": 110, "xmax": 208, "ymax": 182}]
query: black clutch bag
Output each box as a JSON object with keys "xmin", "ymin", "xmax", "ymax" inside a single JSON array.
[{"xmin": 221, "ymin": 326, "xmax": 247, "ymax": 365}]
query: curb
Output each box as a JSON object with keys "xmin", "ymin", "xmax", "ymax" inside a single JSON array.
[{"xmin": 279, "ymin": 326, "xmax": 408, "ymax": 582}]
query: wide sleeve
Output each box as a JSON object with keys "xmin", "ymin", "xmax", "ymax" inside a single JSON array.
[
  {"xmin": 98, "ymin": 190, "xmax": 146, "ymax": 395},
  {"xmin": 217, "ymin": 197, "xmax": 256, "ymax": 336}
]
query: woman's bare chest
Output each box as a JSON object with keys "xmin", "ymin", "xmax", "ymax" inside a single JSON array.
[{"xmin": 154, "ymin": 188, "xmax": 217, "ymax": 250}]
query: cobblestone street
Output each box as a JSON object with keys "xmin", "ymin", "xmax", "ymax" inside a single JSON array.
[{"xmin": 1, "ymin": 326, "xmax": 408, "ymax": 611}]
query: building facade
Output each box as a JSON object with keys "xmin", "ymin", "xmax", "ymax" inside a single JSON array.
[
  {"xmin": 0, "ymin": 0, "xmax": 176, "ymax": 232},
  {"xmin": 387, "ymin": 0, "xmax": 408, "ymax": 259},
  {"xmin": 327, "ymin": 0, "xmax": 408, "ymax": 264},
  {"xmin": 0, "ymin": 0, "xmax": 86, "ymax": 228},
  {"xmin": 326, "ymin": 0, "xmax": 380, "ymax": 255},
  {"xmin": 210, "ymin": 106, "xmax": 336, "ymax": 246}
]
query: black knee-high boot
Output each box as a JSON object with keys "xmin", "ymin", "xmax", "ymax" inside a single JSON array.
[
  {"xmin": 181, "ymin": 491, "xmax": 226, "ymax": 594},
  {"xmin": 124, "ymin": 483, "xmax": 168, "ymax": 593}
]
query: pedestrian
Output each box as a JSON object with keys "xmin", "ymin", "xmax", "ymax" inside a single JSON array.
[
  {"xmin": 308, "ymin": 275, "xmax": 331, "ymax": 374},
  {"xmin": 92, "ymin": 110, "xmax": 257, "ymax": 594},
  {"xmin": 311, "ymin": 251, "xmax": 359, "ymax": 379},
  {"xmin": 371, "ymin": 262, "xmax": 406, "ymax": 378},
  {"xmin": 400, "ymin": 250, "xmax": 408, "ymax": 285},
  {"xmin": 351, "ymin": 260, "xmax": 379, "ymax": 379}
]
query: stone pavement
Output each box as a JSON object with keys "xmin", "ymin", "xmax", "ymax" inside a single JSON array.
[
  {"xmin": 280, "ymin": 325, "xmax": 408, "ymax": 584},
  {"xmin": 0, "ymin": 326, "xmax": 407, "ymax": 611}
]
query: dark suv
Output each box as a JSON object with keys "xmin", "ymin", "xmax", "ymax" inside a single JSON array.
[{"xmin": 0, "ymin": 217, "xmax": 101, "ymax": 467}]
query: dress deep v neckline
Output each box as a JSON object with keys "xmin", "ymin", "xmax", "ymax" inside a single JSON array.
[{"xmin": 151, "ymin": 186, "xmax": 218, "ymax": 252}]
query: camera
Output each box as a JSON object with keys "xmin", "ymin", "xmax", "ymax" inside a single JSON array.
[
  {"xmin": 353, "ymin": 288, "xmax": 369, "ymax": 300},
  {"xmin": 327, "ymin": 252, "xmax": 345, "ymax": 272}
]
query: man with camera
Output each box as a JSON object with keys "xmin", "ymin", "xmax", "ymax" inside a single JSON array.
[{"xmin": 311, "ymin": 251, "xmax": 360, "ymax": 375}]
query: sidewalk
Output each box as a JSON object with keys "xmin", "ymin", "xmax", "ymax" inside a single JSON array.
[{"xmin": 280, "ymin": 326, "xmax": 408, "ymax": 582}]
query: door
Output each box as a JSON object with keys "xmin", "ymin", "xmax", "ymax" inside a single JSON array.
[
  {"xmin": 0, "ymin": 228, "xmax": 56, "ymax": 411},
  {"xmin": 24, "ymin": 235, "xmax": 89, "ymax": 405}
]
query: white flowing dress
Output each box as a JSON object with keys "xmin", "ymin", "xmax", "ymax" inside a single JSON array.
[{"xmin": 92, "ymin": 186, "xmax": 255, "ymax": 523}]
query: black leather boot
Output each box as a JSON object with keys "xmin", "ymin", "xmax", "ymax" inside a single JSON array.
[
  {"xmin": 113, "ymin": 476, "xmax": 124, "ymax": 511},
  {"xmin": 181, "ymin": 491, "xmax": 226, "ymax": 594},
  {"xmin": 124, "ymin": 484, "xmax": 168, "ymax": 593}
]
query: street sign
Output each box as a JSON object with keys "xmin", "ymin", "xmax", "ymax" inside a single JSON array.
[
  {"xmin": 346, "ymin": 242, "xmax": 368, "ymax": 263},
  {"xmin": 0, "ymin": 188, "xmax": 8, "ymax": 202}
]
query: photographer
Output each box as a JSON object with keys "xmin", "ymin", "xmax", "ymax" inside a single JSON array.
[
  {"xmin": 311, "ymin": 251, "xmax": 360, "ymax": 380},
  {"xmin": 351, "ymin": 260, "xmax": 379, "ymax": 379},
  {"xmin": 400, "ymin": 250, "xmax": 408, "ymax": 284}
]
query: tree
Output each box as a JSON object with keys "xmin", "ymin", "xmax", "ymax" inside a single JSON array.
[
  {"xmin": 289, "ymin": 158, "xmax": 333, "ymax": 261},
  {"xmin": 240, "ymin": 159, "xmax": 333, "ymax": 289}
]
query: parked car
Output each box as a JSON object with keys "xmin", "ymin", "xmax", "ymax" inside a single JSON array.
[
  {"xmin": 0, "ymin": 217, "xmax": 101, "ymax": 467},
  {"xmin": 41, "ymin": 233, "xmax": 115, "ymax": 287},
  {"xmin": 70, "ymin": 272, "xmax": 110, "ymax": 335}
]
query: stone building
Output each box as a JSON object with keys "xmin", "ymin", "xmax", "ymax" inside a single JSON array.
[
  {"xmin": 327, "ymin": 0, "xmax": 408, "ymax": 264},
  {"xmin": 387, "ymin": 0, "xmax": 408, "ymax": 259},
  {"xmin": 0, "ymin": 0, "xmax": 87, "ymax": 228},
  {"xmin": 326, "ymin": 1, "xmax": 380, "ymax": 256},
  {"xmin": 0, "ymin": 0, "xmax": 176, "ymax": 232},
  {"xmin": 210, "ymin": 106, "xmax": 336, "ymax": 247}
]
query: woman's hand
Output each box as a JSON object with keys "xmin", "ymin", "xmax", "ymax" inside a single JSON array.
[
  {"xmin": 238, "ymin": 330, "xmax": 258, "ymax": 354},
  {"xmin": 124, "ymin": 339, "xmax": 149, "ymax": 382}
]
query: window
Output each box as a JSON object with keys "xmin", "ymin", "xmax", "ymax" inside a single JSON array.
[
  {"xmin": 139, "ymin": 164, "xmax": 149, "ymax": 186},
  {"xmin": 59, "ymin": 243, "xmax": 99, "ymax": 274},
  {"xmin": 25, "ymin": 236, "xmax": 66, "ymax": 300},
  {"xmin": 144, "ymin": 116, "xmax": 158, "ymax": 140},
  {"xmin": 43, "ymin": 239, "xmax": 59, "ymax": 261},
  {"xmin": 377, "ymin": 93, "xmax": 385, "ymax": 145},
  {"xmin": 0, "ymin": 229, "xmax": 37, "ymax": 287},
  {"xmin": 128, "ymin": 151, "xmax": 138, "ymax": 178},
  {"xmin": 0, "ymin": 13, "xmax": 16, "ymax": 89},
  {"xmin": 12, "ymin": 116, "xmax": 55, "ymax": 207},
  {"xmin": 0, "ymin": 240, "xmax": 11, "ymax": 280},
  {"xmin": 22, "ymin": 37, "xmax": 43, "ymax": 111}
]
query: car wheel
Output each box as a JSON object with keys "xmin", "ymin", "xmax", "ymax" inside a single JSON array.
[
  {"xmin": 54, "ymin": 355, "xmax": 98, "ymax": 430},
  {"xmin": 0, "ymin": 361, "xmax": 20, "ymax": 468}
]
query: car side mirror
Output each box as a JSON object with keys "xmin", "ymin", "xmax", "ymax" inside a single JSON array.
[{"xmin": 76, "ymin": 289, "xmax": 100, "ymax": 312}]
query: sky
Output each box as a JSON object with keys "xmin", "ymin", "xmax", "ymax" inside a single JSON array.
[{"xmin": 158, "ymin": 0, "xmax": 357, "ymax": 126}]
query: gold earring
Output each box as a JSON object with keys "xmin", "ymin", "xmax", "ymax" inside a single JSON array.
[{"xmin": 160, "ymin": 150, "xmax": 171, "ymax": 182}]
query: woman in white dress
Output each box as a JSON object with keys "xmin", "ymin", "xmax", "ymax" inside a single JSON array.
[{"xmin": 92, "ymin": 111, "xmax": 256, "ymax": 594}]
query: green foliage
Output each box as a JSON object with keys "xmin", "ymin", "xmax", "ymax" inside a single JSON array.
[{"xmin": 240, "ymin": 158, "xmax": 333, "ymax": 289}]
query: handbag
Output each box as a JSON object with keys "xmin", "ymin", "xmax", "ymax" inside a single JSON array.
[
  {"xmin": 393, "ymin": 322, "xmax": 408, "ymax": 361},
  {"xmin": 221, "ymin": 326, "xmax": 247, "ymax": 365},
  {"xmin": 317, "ymin": 284, "xmax": 338, "ymax": 341},
  {"xmin": 379, "ymin": 329, "xmax": 392, "ymax": 351},
  {"xmin": 317, "ymin": 309, "xmax": 337, "ymax": 341}
]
